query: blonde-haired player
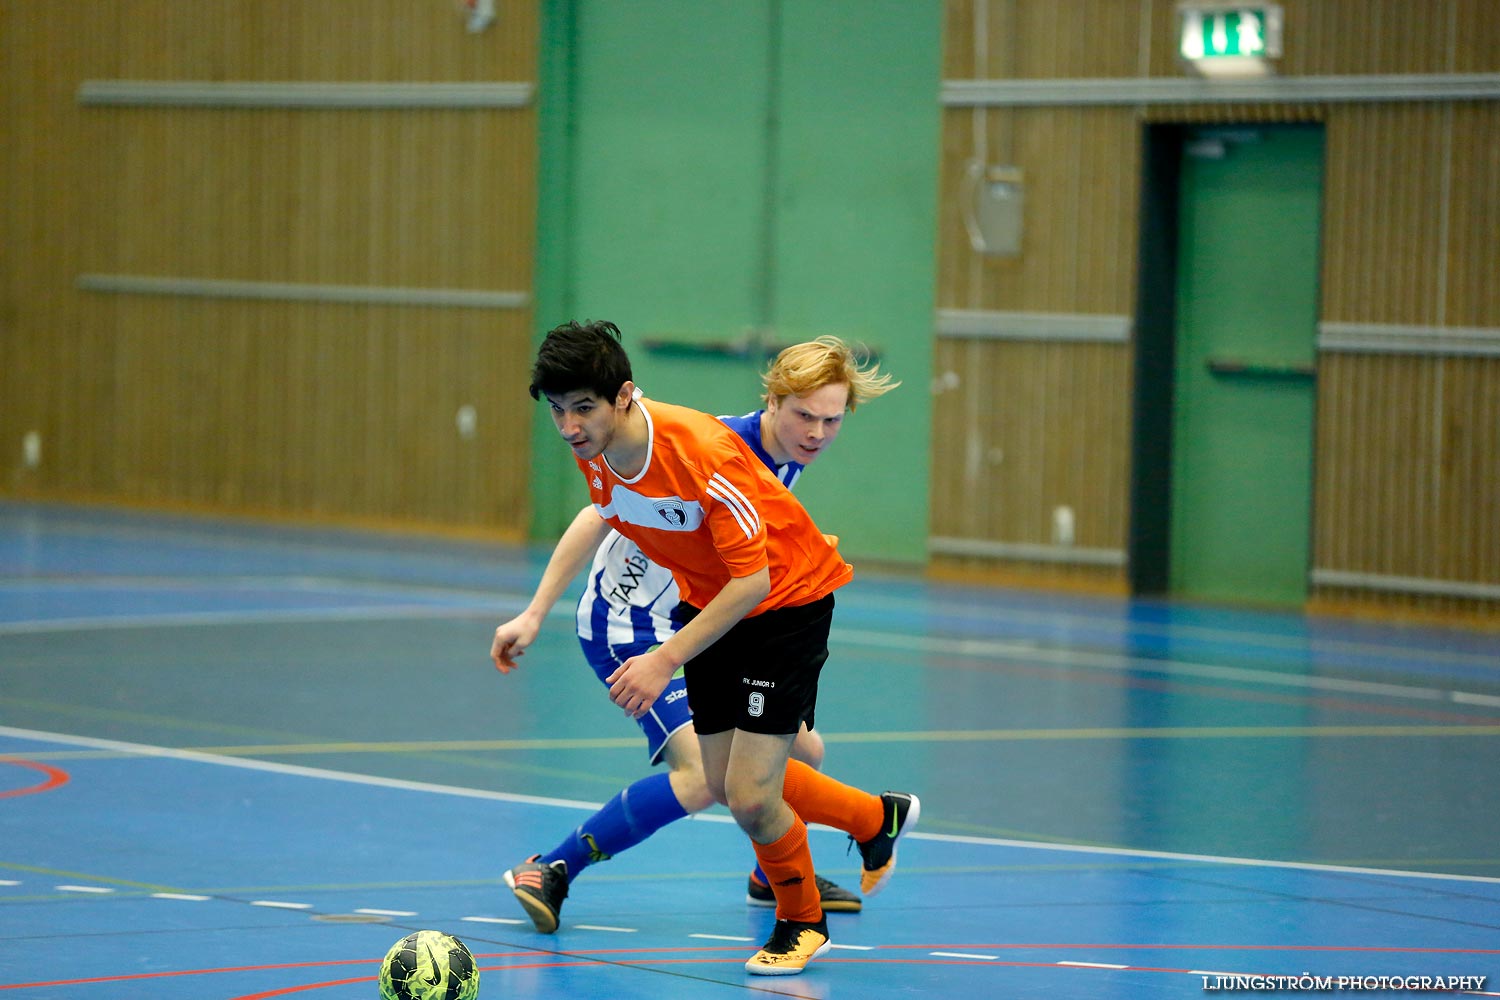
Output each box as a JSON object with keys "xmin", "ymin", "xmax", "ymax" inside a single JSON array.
[{"xmin": 491, "ymin": 334, "xmax": 902, "ymax": 958}]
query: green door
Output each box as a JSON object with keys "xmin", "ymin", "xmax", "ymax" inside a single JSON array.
[{"xmin": 1170, "ymin": 126, "xmax": 1323, "ymax": 606}]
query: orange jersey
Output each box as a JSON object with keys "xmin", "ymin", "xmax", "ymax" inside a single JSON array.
[{"xmin": 577, "ymin": 398, "xmax": 852, "ymax": 615}]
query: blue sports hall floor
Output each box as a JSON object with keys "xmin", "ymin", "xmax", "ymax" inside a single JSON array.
[{"xmin": 1, "ymin": 499, "xmax": 1497, "ymax": 999}]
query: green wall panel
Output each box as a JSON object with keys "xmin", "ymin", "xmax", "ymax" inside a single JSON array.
[
  {"xmin": 531, "ymin": 0, "xmax": 942, "ymax": 565},
  {"xmin": 1170, "ymin": 126, "xmax": 1323, "ymax": 605},
  {"xmin": 570, "ymin": 0, "xmax": 770, "ymax": 337},
  {"xmin": 773, "ymin": 2, "xmax": 940, "ymax": 562}
]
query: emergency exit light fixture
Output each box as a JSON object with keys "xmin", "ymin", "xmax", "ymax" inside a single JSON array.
[{"xmin": 1178, "ymin": 3, "xmax": 1282, "ymax": 78}]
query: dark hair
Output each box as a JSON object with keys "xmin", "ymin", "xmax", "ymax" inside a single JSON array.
[{"xmin": 529, "ymin": 320, "xmax": 633, "ymax": 401}]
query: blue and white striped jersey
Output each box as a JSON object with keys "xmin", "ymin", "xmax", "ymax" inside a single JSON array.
[{"xmin": 574, "ymin": 408, "xmax": 806, "ymax": 646}]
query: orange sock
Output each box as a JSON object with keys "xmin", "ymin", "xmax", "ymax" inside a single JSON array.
[
  {"xmin": 782, "ymin": 759, "xmax": 884, "ymax": 843},
  {"xmin": 751, "ymin": 814, "xmax": 822, "ymax": 923}
]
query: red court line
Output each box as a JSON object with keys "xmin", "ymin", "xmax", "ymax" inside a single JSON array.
[
  {"xmin": 232, "ymin": 977, "xmax": 372, "ymax": 999},
  {"xmin": 876, "ymin": 943, "xmax": 1500, "ymax": 954},
  {"xmin": 0, "ymin": 948, "xmax": 739, "ymax": 992},
  {"xmin": 0, "ymin": 959, "xmax": 382, "ymax": 992},
  {"xmin": 0, "ymin": 758, "xmax": 69, "ymax": 799},
  {"xmin": 11, "ymin": 942, "xmax": 1497, "ymax": 994},
  {"xmin": 223, "ymin": 958, "xmax": 1500, "ymax": 999}
]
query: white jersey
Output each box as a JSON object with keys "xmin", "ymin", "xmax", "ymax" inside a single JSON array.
[{"xmin": 575, "ymin": 409, "xmax": 804, "ymax": 647}]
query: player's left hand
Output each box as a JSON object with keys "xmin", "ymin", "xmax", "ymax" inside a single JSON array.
[{"xmin": 606, "ymin": 648, "xmax": 676, "ymax": 719}]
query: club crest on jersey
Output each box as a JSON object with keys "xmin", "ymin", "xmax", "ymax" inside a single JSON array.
[
  {"xmin": 654, "ymin": 499, "xmax": 688, "ymax": 526},
  {"xmin": 592, "ymin": 475, "xmax": 603, "ymax": 489},
  {"xmin": 595, "ymin": 487, "xmax": 705, "ymax": 532}
]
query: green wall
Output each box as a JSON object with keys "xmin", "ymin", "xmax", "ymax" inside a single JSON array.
[
  {"xmin": 1169, "ymin": 126, "xmax": 1323, "ymax": 606},
  {"xmin": 530, "ymin": 0, "xmax": 942, "ymax": 566}
]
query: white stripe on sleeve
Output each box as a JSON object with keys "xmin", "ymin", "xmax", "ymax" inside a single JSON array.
[
  {"xmin": 706, "ymin": 483, "xmax": 756, "ymax": 539},
  {"xmin": 707, "ymin": 473, "xmax": 761, "ymax": 533}
]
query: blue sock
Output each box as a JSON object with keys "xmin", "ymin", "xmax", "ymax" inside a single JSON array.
[
  {"xmin": 751, "ymin": 863, "xmax": 769, "ymax": 885},
  {"xmin": 540, "ymin": 772, "xmax": 689, "ymax": 884}
]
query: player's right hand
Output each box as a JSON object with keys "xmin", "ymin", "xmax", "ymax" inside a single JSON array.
[
  {"xmin": 604, "ymin": 647, "xmax": 675, "ymax": 719},
  {"xmin": 490, "ymin": 615, "xmax": 539, "ymax": 674}
]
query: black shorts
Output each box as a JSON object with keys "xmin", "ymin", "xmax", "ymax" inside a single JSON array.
[{"xmin": 677, "ymin": 594, "xmax": 833, "ymax": 737}]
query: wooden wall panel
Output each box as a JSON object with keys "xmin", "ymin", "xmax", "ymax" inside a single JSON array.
[
  {"xmin": 101, "ymin": 298, "xmax": 531, "ymax": 527},
  {"xmin": 1292, "ymin": 0, "xmax": 1456, "ymax": 76},
  {"xmin": 1455, "ymin": 0, "xmax": 1500, "ymax": 72},
  {"xmin": 1315, "ymin": 355, "xmax": 1442, "ymax": 577},
  {"xmin": 1, "ymin": 1, "xmax": 538, "ymax": 536},
  {"xmin": 1314, "ymin": 100, "xmax": 1499, "ymax": 609},
  {"xmin": 1143, "ymin": 103, "xmax": 1322, "ymax": 124},
  {"xmin": 931, "ymin": 338, "xmax": 1131, "ymax": 579},
  {"xmin": 935, "ymin": 0, "xmax": 1500, "ymax": 615},
  {"xmin": 1322, "ymin": 105, "xmax": 1448, "ymax": 325},
  {"xmin": 1439, "ymin": 360, "xmax": 1500, "ymax": 588},
  {"xmin": 100, "ymin": 106, "xmax": 535, "ymax": 290},
  {"xmin": 996, "ymin": 0, "xmax": 1145, "ymax": 79},
  {"xmin": 2, "ymin": 6, "xmax": 112, "ymax": 497},
  {"xmin": 1448, "ymin": 104, "xmax": 1500, "ymax": 327},
  {"xmin": 942, "ymin": 0, "xmax": 979, "ymax": 80},
  {"xmin": 1315, "ymin": 354, "xmax": 1500, "ymax": 620},
  {"xmin": 107, "ymin": 1, "xmax": 537, "ymax": 81},
  {"xmin": 935, "ymin": 108, "xmax": 978, "ymax": 309},
  {"xmin": 935, "ymin": 0, "xmax": 1143, "ymax": 589},
  {"xmin": 937, "ymin": 106, "xmax": 1140, "ymax": 312}
]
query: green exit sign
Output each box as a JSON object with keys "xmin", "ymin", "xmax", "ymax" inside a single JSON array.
[{"xmin": 1179, "ymin": 3, "xmax": 1282, "ymax": 74}]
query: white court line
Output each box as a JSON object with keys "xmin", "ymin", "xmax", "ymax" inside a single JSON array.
[
  {"xmin": 0, "ymin": 724, "xmax": 632, "ymax": 815},
  {"xmin": 690, "ymin": 934, "xmax": 755, "ymax": 942},
  {"xmin": 251, "ymin": 900, "xmax": 313, "ymax": 910},
  {"xmin": 7, "ymin": 593, "xmax": 1490, "ymax": 709},
  {"xmin": 1059, "ymin": 960, "xmax": 1128, "ymax": 969},
  {"xmin": 843, "ymin": 588, "xmax": 1500, "ymax": 671},
  {"xmin": 152, "ymin": 892, "xmax": 211, "ymax": 901},
  {"xmin": 575, "ymin": 925, "xmax": 636, "ymax": 933},
  {"xmin": 830, "ymin": 627, "xmax": 1500, "ymax": 710},
  {"xmin": 461, "ymin": 916, "xmax": 527, "ymax": 926},
  {"xmin": 931, "ymin": 951, "xmax": 998, "ymax": 960},
  {"xmin": 56, "ymin": 885, "xmax": 114, "ymax": 894},
  {"xmin": 6, "ymin": 508, "xmax": 1492, "ymax": 671},
  {"xmin": 0, "ymin": 574, "xmax": 492, "ymax": 598},
  {"xmin": 356, "ymin": 908, "xmax": 417, "ymax": 917},
  {"xmin": 3, "ymin": 724, "xmax": 1497, "ymax": 886},
  {"xmin": 907, "ymin": 829, "xmax": 1500, "ymax": 885},
  {"xmin": 0, "ymin": 603, "xmax": 510, "ymax": 636},
  {"xmin": 0, "ymin": 515, "xmax": 516, "ymax": 572}
]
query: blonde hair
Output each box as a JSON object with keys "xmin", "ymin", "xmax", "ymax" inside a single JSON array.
[{"xmin": 761, "ymin": 336, "xmax": 900, "ymax": 412}]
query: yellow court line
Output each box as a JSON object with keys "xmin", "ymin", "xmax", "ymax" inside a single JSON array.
[
  {"xmin": 0, "ymin": 862, "xmax": 181, "ymax": 893},
  {"xmin": 190, "ymin": 737, "xmax": 645, "ymax": 755},
  {"xmin": 161, "ymin": 723, "xmax": 1500, "ymax": 752},
  {"xmin": 821, "ymin": 724, "xmax": 1500, "ymax": 743},
  {"xmin": 8, "ymin": 737, "xmax": 641, "ymax": 760},
  {"xmin": 8, "ymin": 725, "xmax": 1497, "ymax": 762}
]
